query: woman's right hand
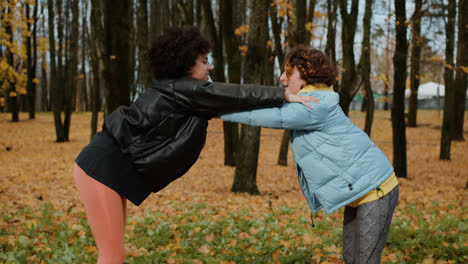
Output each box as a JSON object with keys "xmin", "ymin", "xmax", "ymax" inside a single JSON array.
[{"xmin": 284, "ymin": 90, "xmax": 320, "ymax": 109}]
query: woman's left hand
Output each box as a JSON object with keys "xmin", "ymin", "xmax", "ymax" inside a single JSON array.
[{"xmin": 284, "ymin": 90, "xmax": 320, "ymax": 109}]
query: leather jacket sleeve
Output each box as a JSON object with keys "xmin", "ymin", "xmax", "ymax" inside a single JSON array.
[{"xmin": 172, "ymin": 78, "xmax": 285, "ymax": 114}]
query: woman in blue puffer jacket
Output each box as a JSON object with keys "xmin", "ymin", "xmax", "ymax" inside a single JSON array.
[{"xmin": 220, "ymin": 46, "xmax": 399, "ymax": 263}]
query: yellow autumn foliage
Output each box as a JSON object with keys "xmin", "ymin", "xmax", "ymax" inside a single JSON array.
[
  {"xmin": 0, "ymin": 0, "xmax": 31, "ymax": 95},
  {"xmin": 0, "ymin": 111, "xmax": 467, "ymax": 263},
  {"xmin": 305, "ymin": 22, "xmax": 314, "ymax": 34},
  {"xmin": 234, "ymin": 25, "xmax": 249, "ymax": 36},
  {"xmin": 313, "ymin": 10, "xmax": 325, "ymax": 19},
  {"xmin": 272, "ymin": 0, "xmax": 290, "ymax": 18},
  {"xmin": 238, "ymin": 45, "xmax": 248, "ymax": 56},
  {"xmin": 0, "ymin": 110, "xmax": 466, "ymax": 227},
  {"xmin": 376, "ymin": 73, "xmax": 390, "ymax": 86},
  {"xmin": 460, "ymin": 66, "xmax": 468, "ymax": 74}
]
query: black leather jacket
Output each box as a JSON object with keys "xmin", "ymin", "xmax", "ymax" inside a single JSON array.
[{"xmin": 103, "ymin": 77, "xmax": 284, "ymax": 193}]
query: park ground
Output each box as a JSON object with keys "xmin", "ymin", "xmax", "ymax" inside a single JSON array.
[{"xmin": 0, "ymin": 110, "xmax": 467, "ymax": 263}]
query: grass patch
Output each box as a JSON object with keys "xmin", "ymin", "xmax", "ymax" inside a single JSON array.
[{"xmin": 1, "ymin": 201, "xmax": 466, "ymax": 263}]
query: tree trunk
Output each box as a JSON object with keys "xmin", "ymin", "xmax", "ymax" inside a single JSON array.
[
  {"xmin": 359, "ymin": 0, "xmax": 374, "ymax": 136},
  {"xmin": 440, "ymin": 0, "xmax": 456, "ymax": 160},
  {"xmin": 222, "ymin": 122, "xmax": 239, "ymax": 166},
  {"xmin": 232, "ymin": 126, "xmax": 261, "ymax": 194},
  {"xmin": 338, "ymin": 0, "xmax": 359, "ymax": 116},
  {"xmin": 221, "ymin": 0, "xmax": 241, "ymax": 166},
  {"xmin": 407, "ymin": 0, "xmax": 423, "ymax": 127},
  {"xmin": 363, "ymin": 85, "xmax": 374, "ymax": 136},
  {"xmin": 453, "ymin": 0, "xmax": 468, "ymax": 141},
  {"xmin": 32, "ymin": 0, "xmax": 38, "ymax": 115},
  {"xmin": 0, "ymin": 6, "xmax": 3, "ymax": 59},
  {"xmin": 162, "ymin": 0, "xmax": 170, "ymax": 29},
  {"xmin": 25, "ymin": 1, "xmax": 38, "ymax": 119},
  {"xmin": 232, "ymin": 0, "xmax": 269, "ymax": 195},
  {"xmin": 172, "ymin": 0, "xmax": 183, "ymax": 26},
  {"xmin": 291, "ymin": 0, "xmax": 307, "ymax": 47},
  {"xmin": 203, "ymin": 0, "xmax": 239, "ymax": 168},
  {"xmin": 51, "ymin": 0, "xmax": 65, "ymax": 141},
  {"xmin": 5, "ymin": 5, "xmax": 19, "ymax": 122},
  {"xmin": 238, "ymin": 0, "xmax": 247, "ymax": 27},
  {"xmin": 61, "ymin": 0, "xmax": 72, "ymax": 140},
  {"xmin": 47, "ymin": 0, "xmax": 78, "ymax": 142},
  {"xmin": 383, "ymin": 83, "xmax": 390, "ymax": 110},
  {"xmin": 202, "ymin": 1, "xmax": 232, "ymax": 170},
  {"xmin": 270, "ymin": 2, "xmax": 284, "ymax": 67},
  {"xmin": 128, "ymin": 4, "xmax": 136, "ymax": 99},
  {"xmin": 271, "ymin": 2, "xmax": 289, "ymax": 166},
  {"xmin": 277, "ymin": 132, "xmax": 290, "ymax": 166},
  {"xmin": 40, "ymin": 3, "xmax": 50, "ymax": 111},
  {"xmin": 81, "ymin": 0, "xmax": 89, "ymax": 111},
  {"xmin": 0, "ymin": 4, "xmax": 3, "ymax": 113},
  {"xmin": 20, "ymin": 92, "xmax": 27, "ymax": 113},
  {"xmin": 63, "ymin": 0, "xmax": 79, "ymax": 141},
  {"xmin": 384, "ymin": 1, "xmax": 392, "ymax": 111},
  {"xmin": 392, "ymin": 0, "xmax": 408, "ymax": 178},
  {"xmin": 305, "ymin": 0, "xmax": 317, "ymax": 45},
  {"xmin": 41, "ymin": 65, "xmax": 49, "ymax": 111},
  {"xmin": 90, "ymin": 0, "xmax": 105, "ymax": 140},
  {"xmin": 361, "ymin": 93, "xmax": 368, "ymax": 112},
  {"xmin": 326, "ymin": 0, "xmax": 339, "ymax": 92},
  {"xmin": 195, "ymin": 0, "xmax": 202, "ymax": 27},
  {"xmin": 104, "ymin": 0, "xmax": 132, "ymax": 113},
  {"xmin": 186, "ymin": 0, "xmax": 194, "ymax": 25},
  {"xmin": 201, "ymin": 0, "xmax": 224, "ymax": 83},
  {"xmin": 137, "ymin": 0, "xmax": 151, "ymax": 91},
  {"xmin": 150, "ymin": 0, "xmax": 160, "ymax": 38},
  {"xmin": 280, "ymin": 0, "xmax": 315, "ymax": 166},
  {"xmin": 176, "ymin": 0, "xmax": 194, "ymax": 25}
]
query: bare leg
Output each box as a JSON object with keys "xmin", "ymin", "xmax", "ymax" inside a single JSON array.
[{"xmin": 74, "ymin": 163, "xmax": 127, "ymax": 264}]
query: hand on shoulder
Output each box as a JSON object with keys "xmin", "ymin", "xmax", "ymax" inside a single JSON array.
[{"xmin": 284, "ymin": 90, "xmax": 320, "ymax": 109}]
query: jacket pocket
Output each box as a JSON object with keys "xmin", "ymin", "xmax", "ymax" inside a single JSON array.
[{"xmin": 314, "ymin": 176, "xmax": 356, "ymax": 213}]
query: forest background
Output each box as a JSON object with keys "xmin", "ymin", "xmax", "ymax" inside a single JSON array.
[{"xmin": 0, "ymin": 0, "xmax": 467, "ymax": 263}]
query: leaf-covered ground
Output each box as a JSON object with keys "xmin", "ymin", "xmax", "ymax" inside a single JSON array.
[{"xmin": 0, "ymin": 111, "xmax": 467, "ymax": 263}]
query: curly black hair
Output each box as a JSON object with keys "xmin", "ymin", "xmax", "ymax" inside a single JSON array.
[
  {"xmin": 148, "ymin": 26, "xmax": 211, "ymax": 79},
  {"xmin": 283, "ymin": 46, "xmax": 337, "ymax": 86}
]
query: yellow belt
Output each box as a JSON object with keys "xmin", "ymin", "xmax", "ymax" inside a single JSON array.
[{"xmin": 347, "ymin": 172, "xmax": 398, "ymax": 207}]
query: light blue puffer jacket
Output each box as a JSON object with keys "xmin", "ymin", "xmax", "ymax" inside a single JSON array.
[{"xmin": 220, "ymin": 89, "xmax": 394, "ymax": 214}]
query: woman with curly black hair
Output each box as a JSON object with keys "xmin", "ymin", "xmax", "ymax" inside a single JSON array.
[{"xmin": 73, "ymin": 26, "xmax": 316, "ymax": 263}]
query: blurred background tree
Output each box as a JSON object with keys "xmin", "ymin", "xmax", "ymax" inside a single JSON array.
[{"xmin": 1, "ymin": 0, "xmax": 466, "ymax": 190}]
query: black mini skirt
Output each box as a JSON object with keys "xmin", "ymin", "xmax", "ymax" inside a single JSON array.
[{"xmin": 75, "ymin": 130, "xmax": 152, "ymax": 206}]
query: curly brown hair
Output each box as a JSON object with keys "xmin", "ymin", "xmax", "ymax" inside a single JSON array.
[
  {"xmin": 148, "ymin": 26, "xmax": 211, "ymax": 79},
  {"xmin": 283, "ymin": 46, "xmax": 337, "ymax": 86}
]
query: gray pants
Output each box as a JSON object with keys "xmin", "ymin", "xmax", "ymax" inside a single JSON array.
[{"xmin": 343, "ymin": 186, "xmax": 399, "ymax": 264}]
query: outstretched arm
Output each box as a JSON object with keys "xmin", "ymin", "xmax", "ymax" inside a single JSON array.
[
  {"xmin": 220, "ymin": 100, "xmax": 328, "ymax": 130},
  {"xmin": 173, "ymin": 78, "xmax": 319, "ymax": 114}
]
